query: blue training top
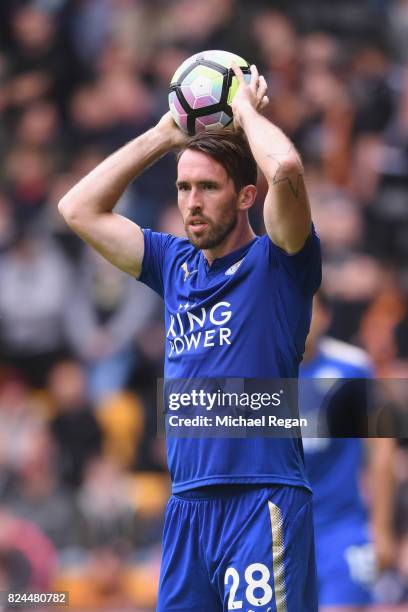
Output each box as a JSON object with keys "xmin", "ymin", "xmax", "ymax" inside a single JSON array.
[
  {"xmin": 139, "ymin": 227, "xmax": 321, "ymax": 493},
  {"xmin": 300, "ymin": 337, "xmax": 374, "ymax": 530}
]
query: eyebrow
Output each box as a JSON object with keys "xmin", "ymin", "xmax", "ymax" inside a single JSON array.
[{"xmin": 175, "ymin": 180, "xmax": 219, "ymax": 188}]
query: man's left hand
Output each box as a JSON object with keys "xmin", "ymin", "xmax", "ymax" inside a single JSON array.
[{"xmin": 231, "ymin": 63, "xmax": 269, "ymax": 130}]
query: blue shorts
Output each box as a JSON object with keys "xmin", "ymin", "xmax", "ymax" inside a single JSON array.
[
  {"xmin": 316, "ymin": 521, "xmax": 375, "ymax": 606},
  {"xmin": 158, "ymin": 484, "xmax": 318, "ymax": 611}
]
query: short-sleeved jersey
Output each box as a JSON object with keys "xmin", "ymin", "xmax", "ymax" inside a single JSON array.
[
  {"xmin": 299, "ymin": 337, "xmax": 374, "ymax": 530},
  {"xmin": 139, "ymin": 227, "xmax": 321, "ymax": 493}
]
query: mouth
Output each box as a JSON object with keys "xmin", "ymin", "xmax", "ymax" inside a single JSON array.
[{"xmin": 188, "ymin": 219, "xmax": 208, "ymax": 233}]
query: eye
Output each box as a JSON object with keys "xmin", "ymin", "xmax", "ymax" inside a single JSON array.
[
  {"xmin": 203, "ymin": 182, "xmax": 217, "ymax": 190},
  {"xmin": 177, "ymin": 183, "xmax": 190, "ymax": 191}
]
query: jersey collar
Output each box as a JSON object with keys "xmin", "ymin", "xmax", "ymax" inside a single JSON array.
[{"xmin": 201, "ymin": 237, "xmax": 258, "ymax": 273}]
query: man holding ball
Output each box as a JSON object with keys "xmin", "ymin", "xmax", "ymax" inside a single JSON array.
[{"xmin": 59, "ymin": 60, "xmax": 321, "ymax": 611}]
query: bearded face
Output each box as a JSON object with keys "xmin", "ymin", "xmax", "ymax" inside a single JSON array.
[
  {"xmin": 177, "ymin": 149, "xmax": 240, "ymax": 251},
  {"xmin": 184, "ymin": 199, "xmax": 238, "ymax": 249}
]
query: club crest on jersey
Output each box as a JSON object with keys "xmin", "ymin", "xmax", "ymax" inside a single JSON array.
[
  {"xmin": 181, "ymin": 261, "xmax": 198, "ymax": 282},
  {"xmin": 225, "ymin": 258, "xmax": 243, "ymax": 276}
]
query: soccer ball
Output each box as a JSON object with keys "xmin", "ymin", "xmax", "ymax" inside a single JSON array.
[{"xmin": 168, "ymin": 50, "xmax": 251, "ymax": 135}]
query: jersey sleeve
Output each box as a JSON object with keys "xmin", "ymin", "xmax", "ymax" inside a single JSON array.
[
  {"xmin": 267, "ymin": 223, "xmax": 322, "ymax": 295},
  {"xmin": 138, "ymin": 229, "xmax": 178, "ymax": 298}
]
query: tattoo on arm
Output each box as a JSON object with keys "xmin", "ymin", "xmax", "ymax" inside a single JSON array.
[{"xmin": 267, "ymin": 152, "xmax": 304, "ymax": 199}]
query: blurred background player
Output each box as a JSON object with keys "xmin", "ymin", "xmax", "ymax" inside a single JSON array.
[{"xmin": 300, "ymin": 293, "xmax": 396, "ymax": 610}]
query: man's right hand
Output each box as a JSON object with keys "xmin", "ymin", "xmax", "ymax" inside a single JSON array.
[{"xmin": 155, "ymin": 112, "xmax": 190, "ymax": 149}]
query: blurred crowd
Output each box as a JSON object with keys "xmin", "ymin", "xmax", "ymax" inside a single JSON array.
[{"xmin": 0, "ymin": 0, "xmax": 407, "ymax": 609}]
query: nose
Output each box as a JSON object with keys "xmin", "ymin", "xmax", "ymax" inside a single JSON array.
[{"xmin": 187, "ymin": 187, "xmax": 203, "ymax": 211}]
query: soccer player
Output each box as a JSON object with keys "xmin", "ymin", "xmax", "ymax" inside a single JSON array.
[
  {"xmin": 59, "ymin": 64, "xmax": 321, "ymax": 611},
  {"xmin": 300, "ymin": 294, "xmax": 396, "ymax": 611}
]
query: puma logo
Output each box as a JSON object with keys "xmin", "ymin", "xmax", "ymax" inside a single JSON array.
[{"xmin": 181, "ymin": 261, "xmax": 198, "ymax": 281}]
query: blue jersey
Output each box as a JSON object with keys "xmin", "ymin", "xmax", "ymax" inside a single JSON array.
[
  {"xmin": 299, "ymin": 337, "xmax": 374, "ymax": 530},
  {"xmin": 139, "ymin": 227, "xmax": 321, "ymax": 493}
]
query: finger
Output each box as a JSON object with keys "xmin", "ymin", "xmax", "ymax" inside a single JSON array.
[
  {"xmin": 250, "ymin": 64, "xmax": 259, "ymax": 93},
  {"xmin": 233, "ymin": 115, "xmax": 242, "ymax": 131},
  {"xmin": 257, "ymin": 75, "xmax": 268, "ymax": 102},
  {"xmin": 259, "ymin": 95, "xmax": 269, "ymax": 111},
  {"xmin": 231, "ymin": 61, "xmax": 245, "ymax": 84}
]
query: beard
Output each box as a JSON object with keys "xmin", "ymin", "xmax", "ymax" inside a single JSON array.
[{"xmin": 185, "ymin": 207, "xmax": 238, "ymax": 250}]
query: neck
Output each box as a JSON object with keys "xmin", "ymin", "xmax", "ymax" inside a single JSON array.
[{"xmin": 203, "ymin": 221, "xmax": 255, "ymax": 265}]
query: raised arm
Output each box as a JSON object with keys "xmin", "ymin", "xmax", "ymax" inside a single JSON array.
[
  {"xmin": 232, "ymin": 64, "xmax": 311, "ymax": 254},
  {"xmin": 58, "ymin": 113, "xmax": 187, "ymax": 277}
]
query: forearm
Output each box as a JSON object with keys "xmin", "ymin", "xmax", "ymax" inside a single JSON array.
[
  {"xmin": 230, "ymin": 63, "xmax": 310, "ymax": 252},
  {"xmin": 240, "ymin": 103, "xmax": 310, "ymax": 252},
  {"xmin": 238, "ymin": 103, "xmax": 302, "ymax": 184},
  {"xmin": 57, "ymin": 113, "xmax": 186, "ymax": 276},
  {"xmin": 367, "ymin": 438, "xmax": 396, "ymax": 569},
  {"xmin": 59, "ymin": 126, "xmax": 172, "ymax": 222},
  {"xmin": 369, "ymin": 438, "xmax": 395, "ymax": 534}
]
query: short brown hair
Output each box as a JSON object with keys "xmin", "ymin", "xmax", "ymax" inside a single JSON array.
[{"xmin": 177, "ymin": 129, "xmax": 257, "ymax": 192}]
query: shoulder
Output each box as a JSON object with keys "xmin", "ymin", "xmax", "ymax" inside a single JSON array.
[
  {"xmin": 142, "ymin": 228, "xmax": 187, "ymax": 250},
  {"xmin": 142, "ymin": 229, "xmax": 194, "ymax": 261},
  {"xmin": 256, "ymin": 228, "xmax": 321, "ymax": 294},
  {"xmin": 319, "ymin": 337, "xmax": 374, "ymax": 376},
  {"xmin": 258, "ymin": 225, "xmax": 320, "ymax": 259},
  {"xmin": 138, "ymin": 230, "xmax": 195, "ymax": 294}
]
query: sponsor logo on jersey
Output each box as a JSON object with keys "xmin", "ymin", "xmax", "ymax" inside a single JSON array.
[{"xmin": 166, "ymin": 301, "xmax": 232, "ymax": 357}]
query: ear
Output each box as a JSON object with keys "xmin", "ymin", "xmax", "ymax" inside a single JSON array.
[{"xmin": 237, "ymin": 185, "xmax": 257, "ymax": 211}]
